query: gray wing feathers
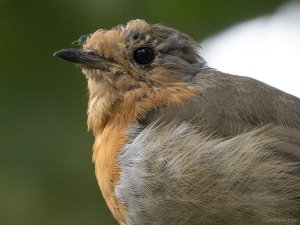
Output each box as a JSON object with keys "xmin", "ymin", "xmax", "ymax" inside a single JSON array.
[
  {"xmin": 144, "ymin": 69, "xmax": 300, "ymax": 137},
  {"xmin": 116, "ymin": 123, "xmax": 300, "ymax": 225}
]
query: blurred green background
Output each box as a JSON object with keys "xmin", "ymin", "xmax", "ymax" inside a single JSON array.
[{"xmin": 0, "ymin": 0, "xmax": 288, "ymax": 224}]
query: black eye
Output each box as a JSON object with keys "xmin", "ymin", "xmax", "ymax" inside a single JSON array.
[{"xmin": 133, "ymin": 47, "xmax": 155, "ymax": 65}]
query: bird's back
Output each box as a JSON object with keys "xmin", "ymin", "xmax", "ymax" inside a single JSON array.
[{"xmin": 142, "ymin": 68, "xmax": 300, "ymax": 137}]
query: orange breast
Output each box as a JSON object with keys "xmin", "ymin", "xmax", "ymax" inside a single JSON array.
[
  {"xmin": 91, "ymin": 83, "xmax": 200, "ymax": 225},
  {"xmin": 93, "ymin": 118, "xmax": 129, "ymax": 225}
]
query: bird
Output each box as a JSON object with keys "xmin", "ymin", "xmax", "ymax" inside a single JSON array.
[{"xmin": 54, "ymin": 19, "xmax": 300, "ymax": 225}]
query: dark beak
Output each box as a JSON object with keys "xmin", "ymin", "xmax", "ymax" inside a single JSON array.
[{"xmin": 54, "ymin": 48, "xmax": 113, "ymax": 70}]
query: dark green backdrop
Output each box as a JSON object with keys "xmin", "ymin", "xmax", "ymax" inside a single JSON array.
[{"xmin": 0, "ymin": 0, "xmax": 288, "ymax": 224}]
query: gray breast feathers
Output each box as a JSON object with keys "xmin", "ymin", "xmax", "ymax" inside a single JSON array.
[{"xmin": 116, "ymin": 122, "xmax": 300, "ymax": 225}]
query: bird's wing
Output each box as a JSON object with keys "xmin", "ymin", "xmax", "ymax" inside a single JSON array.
[
  {"xmin": 116, "ymin": 69, "xmax": 300, "ymax": 224},
  {"xmin": 116, "ymin": 122, "xmax": 300, "ymax": 225},
  {"xmin": 142, "ymin": 68, "xmax": 300, "ymax": 156}
]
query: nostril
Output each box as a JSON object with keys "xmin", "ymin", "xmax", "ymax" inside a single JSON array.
[{"xmin": 127, "ymin": 84, "xmax": 141, "ymax": 91}]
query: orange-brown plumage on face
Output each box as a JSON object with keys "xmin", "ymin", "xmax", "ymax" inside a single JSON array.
[{"xmin": 81, "ymin": 20, "xmax": 202, "ymax": 133}]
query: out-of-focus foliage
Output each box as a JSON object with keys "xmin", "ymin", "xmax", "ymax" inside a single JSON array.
[{"xmin": 0, "ymin": 0, "xmax": 287, "ymax": 224}]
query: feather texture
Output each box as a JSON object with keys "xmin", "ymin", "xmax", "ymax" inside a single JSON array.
[
  {"xmin": 117, "ymin": 122, "xmax": 300, "ymax": 225},
  {"xmin": 116, "ymin": 68, "xmax": 300, "ymax": 225}
]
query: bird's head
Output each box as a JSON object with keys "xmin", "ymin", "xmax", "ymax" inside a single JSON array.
[{"xmin": 55, "ymin": 19, "xmax": 204, "ymax": 132}]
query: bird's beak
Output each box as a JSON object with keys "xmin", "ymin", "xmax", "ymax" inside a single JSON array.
[{"xmin": 54, "ymin": 48, "xmax": 113, "ymax": 70}]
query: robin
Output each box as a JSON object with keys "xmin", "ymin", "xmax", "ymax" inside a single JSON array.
[{"xmin": 54, "ymin": 19, "xmax": 300, "ymax": 225}]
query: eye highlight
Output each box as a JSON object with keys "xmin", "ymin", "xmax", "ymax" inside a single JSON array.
[{"xmin": 133, "ymin": 47, "xmax": 155, "ymax": 65}]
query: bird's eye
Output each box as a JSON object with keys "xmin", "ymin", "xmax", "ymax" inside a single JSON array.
[{"xmin": 133, "ymin": 47, "xmax": 155, "ymax": 65}]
